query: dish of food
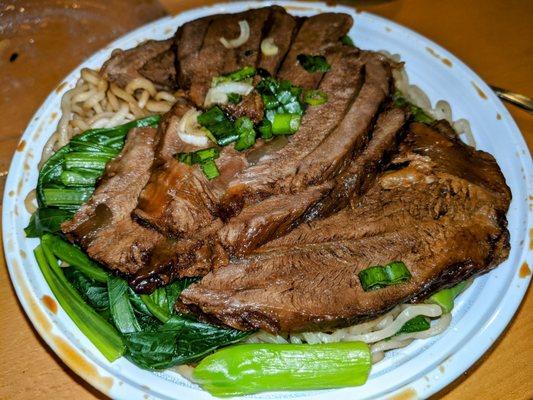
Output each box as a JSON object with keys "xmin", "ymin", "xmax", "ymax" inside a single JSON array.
[{"xmin": 3, "ymin": 1, "xmax": 532, "ymax": 399}]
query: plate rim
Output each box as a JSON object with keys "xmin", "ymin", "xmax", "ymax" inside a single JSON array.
[{"xmin": 3, "ymin": 1, "xmax": 532, "ymax": 399}]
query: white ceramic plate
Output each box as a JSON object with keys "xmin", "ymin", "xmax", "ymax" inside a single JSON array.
[{"xmin": 3, "ymin": 2, "xmax": 532, "ymax": 399}]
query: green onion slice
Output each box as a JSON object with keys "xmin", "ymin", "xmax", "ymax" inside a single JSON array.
[
  {"xmin": 272, "ymin": 113, "xmax": 301, "ymax": 135},
  {"xmin": 341, "ymin": 35, "xmax": 355, "ymax": 47},
  {"xmin": 212, "ymin": 66, "xmax": 256, "ymax": 86},
  {"xmin": 358, "ymin": 261, "xmax": 411, "ymax": 291},
  {"xmin": 200, "ymin": 160, "xmax": 220, "ymax": 180},
  {"xmin": 234, "ymin": 116, "xmax": 256, "ymax": 151},
  {"xmin": 197, "ymin": 106, "xmax": 236, "ymax": 142},
  {"xmin": 193, "ymin": 147, "xmax": 220, "ymax": 163},
  {"xmin": 297, "ymin": 54, "xmax": 331, "ymax": 73},
  {"xmin": 303, "ymin": 90, "xmax": 328, "ymax": 106},
  {"xmin": 227, "ymin": 93, "xmax": 242, "ymax": 104}
]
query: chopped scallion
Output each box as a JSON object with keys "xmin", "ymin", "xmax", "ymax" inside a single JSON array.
[
  {"xmin": 227, "ymin": 93, "xmax": 242, "ymax": 104},
  {"xmin": 197, "ymin": 106, "xmax": 236, "ymax": 142},
  {"xmin": 234, "ymin": 116, "xmax": 256, "ymax": 151},
  {"xmin": 200, "ymin": 160, "xmax": 220, "ymax": 180},
  {"xmin": 212, "ymin": 66, "xmax": 256, "ymax": 86},
  {"xmin": 272, "ymin": 113, "xmax": 301, "ymax": 135},
  {"xmin": 297, "ymin": 54, "xmax": 331, "ymax": 73},
  {"xmin": 341, "ymin": 35, "xmax": 355, "ymax": 47},
  {"xmin": 303, "ymin": 90, "xmax": 328, "ymax": 106},
  {"xmin": 358, "ymin": 261, "xmax": 411, "ymax": 291},
  {"xmin": 193, "ymin": 147, "xmax": 220, "ymax": 163}
]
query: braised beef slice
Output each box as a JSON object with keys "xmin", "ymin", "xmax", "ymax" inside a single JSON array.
[
  {"xmin": 179, "ymin": 122, "xmax": 511, "ymax": 333},
  {"xmin": 223, "ymin": 90, "xmax": 264, "ymax": 124},
  {"xmin": 256, "ymin": 6, "xmax": 300, "ymax": 76},
  {"xmin": 177, "ymin": 8, "xmax": 271, "ymax": 107},
  {"xmin": 276, "ymin": 13, "xmax": 353, "ymax": 88},
  {"xmin": 139, "ymin": 47, "xmax": 177, "ymax": 89},
  {"xmin": 217, "ymin": 182, "xmax": 332, "ymax": 256},
  {"xmin": 100, "ymin": 39, "xmax": 175, "ymax": 89},
  {"xmin": 62, "ymin": 127, "xmax": 164, "ymax": 275},
  {"xmin": 220, "ymin": 48, "xmax": 388, "ymax": 215},
  {"xmin": 307, "ymin": 106, "xmax": 409, "ymax": 217}
]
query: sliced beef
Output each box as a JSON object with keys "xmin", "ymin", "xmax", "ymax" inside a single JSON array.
[
  {"xmin": 178, "ymin": 8, "xmax": 271, "ymax": 107},
  {"xmin": 290, "ymin": 53, "xmax": 392, "ymax": 187},
  {"xmin": 276, "ymin": 13, "xmax": 353, "ymax": 88},
  {"xmin": 221, "ymin": 49, "xmax": 389, "ymax": 215},
  {"xmin": 256, "ymin": 6, "xmax": 300, "ymax": 76},
  {"xmin": 179, "ymin": 122, "xmax": 511, "ymax": 333},
  {"xmin": 62, "ymin": 127, "xmax": 163, "ymax": 275},
  {"xmin": 100, "ymin": 39, "xmax": 175, "ymax": 89},
  {"xmin": 307, "ymin": 106, "xmax": 409, "ymax": 217},
  {"xmin": 223, "ymin": 91, "xmax": 264, "ymax": 124},
  {"xmin": 133, "ymin": 99, "xmax": 249, "ymax": 237},
  {"xmin": 139, "ymin": 48, "xmax": 177, "ymax": 89},
  {"xmin": 217, "ymin": 182, "xmax": 332, "ymax": 256}
]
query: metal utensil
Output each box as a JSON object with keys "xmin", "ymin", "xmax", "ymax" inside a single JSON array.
[{"xmin": 490, "ymin": 86, "xmax": 533, "ymax": 112}]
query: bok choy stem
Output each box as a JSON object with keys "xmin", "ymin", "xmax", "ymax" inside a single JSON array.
[
  {"xmin": 41, "ymin": 234, "xmax": 108, "ymax": 283},
  {"xmin": 34, "ymin": 244, "xmax": 125, "ymax": 361},
  {"xmin": 194, "ymin": 342, "xmax": 371, "ymax": 397}
]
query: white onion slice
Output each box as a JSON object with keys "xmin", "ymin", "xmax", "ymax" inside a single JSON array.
[
  {"xmin": 204, "ymin": 81, "xmax": 254, "ymax": 107},
  {"xmin": 178, "ymin": 108, "xmax": 209, "ymax": 147},
  {"xmin": 261, "ymin": 37, "xmax": 279, "ymax": 56},
  {"xmin": 220, "ymin": 20, "xmax": 250, "ymax": 49}
]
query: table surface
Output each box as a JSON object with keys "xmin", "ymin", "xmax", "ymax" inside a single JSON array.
[{"xmin": 0, "ymin": 1, "xmax": 531, "ymax": 399}]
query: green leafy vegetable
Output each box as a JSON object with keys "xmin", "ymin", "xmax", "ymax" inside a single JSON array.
[
  {"xmin": 42, "ymin": 233, "xmax": 109, "ymax": 282},
  {"xmin": 303, "ymin": 89, "xmax": 328, "ymax": 106},
  {"xmin": 36, "ymin": 145, "xmax": 72, "ymax": 207},
  {"xmin": 397, "ymin": 315, "xmax": 430, "ymax": 335},
  {"xmin": 427, "ymin": 280, "xmax": 470, "ymax": 313},
  {"xmin": 34, "ymin": 242, "xmax": 124, "ymax": 361},
  {"xmin": 341, "ymin": 35, "xmax": 355, "ymax": 47},
  {"xmin": 194, "ymin": 342, "xmax": 371, "ymax": 397},
  {"xmin": 60, "ymin": 169, "xmax": 101, "ymax": 187},
  {"xmin": 234, "ymin": 116, "xmax": 256, "ymax": 151},
  {"xmin": 63, "ymin": 268, "xmax": 110, "ymax": 315},
  {"xmin": 24, "ymin": 207, "xmax": 74, "ymax": 237},
  {"xmin": 124, "ymin": 316, "xmax": 249, "ymax": 370},
  {"xmin": 108, "ymin": 275, "xmax": 141, "ymax": 334},
  {"xmin": 358, "ymin": 261, "xmax": 411, "ymax": 291},
  {"xmin": 297, "ymin": 54, "xmax": 331, "ymax": 73},
  {"xmin": 41, "ymin": 187, "xmax": 94, "ymax": 207},
  {"xmin": 68, "ymin": 115, "xmax": 160, "ymax": 153}
]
